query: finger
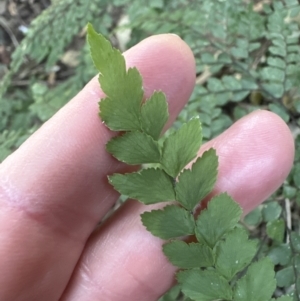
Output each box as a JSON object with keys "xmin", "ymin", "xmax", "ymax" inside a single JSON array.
[
  {"xmin": 60, "ymin": 110, "xmax": 294, "ymax": 301},
  {"xmin": 200, "ymin": 110, "xmax": 295, "ymax": 213},
  {"xmin": 0, "ymin": 34, "xmax": 196, "ymax": 301}
]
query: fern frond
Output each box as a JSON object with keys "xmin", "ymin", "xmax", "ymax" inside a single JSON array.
[
  {"xmin": 127, "ymin": 0, "xmax": 300, "ymax": 104},
  {"xmin": 0, "ymin": 0, "xmax": 108, "ymax": 97}
]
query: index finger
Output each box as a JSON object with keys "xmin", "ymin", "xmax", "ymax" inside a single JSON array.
[{"xmin": 0, "ymin": 34, "xmax": 196, "ymax": 301}]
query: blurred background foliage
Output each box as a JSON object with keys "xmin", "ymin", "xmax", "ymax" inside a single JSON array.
[{"xmin": 1, "ymin": 0, "xmax": 300, "ymax": 300}]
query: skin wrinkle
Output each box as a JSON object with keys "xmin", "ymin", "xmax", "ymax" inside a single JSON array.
[
  {"xmin": 123, "ymin": 268, "xmax": 160, "ymax": 299},
  {"xmin": 0, "ymin": 137, "xmax": 120, "ymax": 243},
  {"xmin": 77, "ymin": 261, "xmax": 95, "ymax": 291},
  {"xmin": 109, "ymin": 249, "xmax": 147, "ymax": 298},
  {"xmin": 61, "ymin": 201, "xmax": 176, "ymax": 301},
  {"xmin": 0, "ymin": 167, "xmax": 103, "ymax": 241},
  {"xmin": 0, "ymin": 128, "xmax": 117, "ymax": 239},
  {"xmin": 72, "ymin": 248, "xmax": 127, "ymax": 300},
  {"xmin": 0, "ymin": 207, "xmax": 80, "ymax": 301},
  {"xmin": 104, "ymin": 238, "xmax": 164, "ymax": 299}
]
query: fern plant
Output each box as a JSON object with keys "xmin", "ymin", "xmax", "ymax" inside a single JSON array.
[
  {"xmin": 1, "ymin": 1, "xmax": 299, "ymax": 297},
  {"xmin": 0, "ymin": 0, "xmax": 111, "ymax": 97},
  {"xmin": 87, "ymin": 24, "xmax": 292, "ymax": 301},
  {"xmin": 2, "ymin": 0, "xmax": 300, "ymax": 160},
  {"xmin": 126, "ymin": 0, "xmax": 300, "ymax": 140},
  {"xmin": 0, "ymin": 0, "xmax": 115, "ymax": 161}
]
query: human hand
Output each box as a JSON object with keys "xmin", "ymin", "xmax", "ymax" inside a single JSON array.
[{"xmin": 0, "ymin": 34, "xmax": 294, "ymax": 301}]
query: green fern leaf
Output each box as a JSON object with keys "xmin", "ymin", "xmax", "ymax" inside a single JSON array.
[
  {"xmin": 163, "ymin": 241, "xmax": 214, "ymax": 269},
  {"xmin": 273, "ymin": 297, "xmax": 293, "ymax": 301},
  {"xmin": 175, "ymin": 149, "xmax": 218, "ymax": 211},
  {"xmin": 106, "ymin": 131, "xmax": 161, "ymax": 164},
  {"xmin": 266, "ymin": 218, "xmax": 285, "ymax": 243},
  {"xmin": 88, "ymin": 23, "xmax": 143, "ymax": 131},
  {"xmin": 1, "ymin": 0, "xmax": 107, "ymax": 96},
  {"xmin": 195, "ymin": 193, "xmax": 242, "ymax": 248},
  {"xmin": 177, "ymin": 269, "xmax": 233, "ymax": 301},
  {"xmin": 108, "ymin": 168, "xmax": 175, "ymax": 204},
  {"xmin": 234, "ymin": 258, "xmax": 276, "ymax": 301},
  {"xmin": 215, "ymin": 227, "xmax": 257, "ymax": 280},
  {"xmin": 161, "ymin": 118, "xmax": 202, "ymax": 178},
  {"xmin": 141, "ymin": 205, "xmax": 195, "ymax": 240},
  {"xmin": 140, "ymin": 91, "xmax": 169, "ymax": 140}
]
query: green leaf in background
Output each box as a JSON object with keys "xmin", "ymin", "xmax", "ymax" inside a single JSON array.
[
  {"xmin": 222, "ymin": 75, "xmax": 242, "ymax": 90},
  {"xmin": 293, "ymin": 163, "xmax": 300, "ymax": 189},
  {"xmin": 150, "ymin": 0, "xmax": 164, "ymax": 8},
  {"xmin": 178, "ymin": 269, "xmax": 233, "ymax": 301},
  {"xmin": 161, "ymin": 118, "xmax": 202, "ymax": 178},
  {"xmin": 269, "ymin": 46, "xmax": 286, "ymax": 57},
  {"xmin": 175, "ymin": 149, "xmax": 218, "ymax": 211},
  {"xmin": 266, "ymin": 219, "xmax": 285, "ymax": 243},
  {"xmin": 87, "ymin": 24, "xmax": 143, "ymax": 131},
  {"xmin": 267, "ymin": 57, "xmax": 286, "ymax": 69},
  {"xmin": 269, "ymin": 103, "xmax": 290, "ymax": 123},
  {"xmin": 141, "ymin": 91, "xmax": 169, "ymax": 140},
  {"xmin": 108, "ymin": 168, "xmax": 175, "ymax": 204},
  {"xmin": 158, "ymin": 285, "xmax": 181, "ymax": 301},
  {"xmin": 243, "ymin": 207, "xmax": 262, "ymax": 226},
  {"xmin": 283, "ymin": 185, "xmax": 297, "ymax": 198},
  {"xmin": 263, "ymin": 83, "xmax": 284, "ymax": 98},
  {"xmin": 234, "ymin": 258, "xmax": 276, "ymax": 301},
  {"xmin": 261, "ymin": 67, "xmax": 285, "ymax": 82},
  {"xmin": 262, "ymin": 201, "xmax": 282, "ymax": 222},
  {"xmin": 232, "ymin": 91, "xmax": 251, "ymax": 102},
  {"xmin": 207, "ymin": 78, "xmax": 225, "ymax": 92},
  {"xmin": 291, "ymin": 232, "xmax": 300, "ymax": 252},
  {"xmin": 274, "ymin": 297, "xmax": 293, "ymax": 301},
  {"xmin": 268, "ymin": 244, "xmax": 291, "ymax": 266},
  {"xmin": 231, "ymin": 47, "xmax": 249, "ymax": 58},
  {"xmin": 141, "ymin": 205, "xmax": 195, "ymax": 240},
  {"xmin": 215, "ymin": 227, "xmax": 257, "ymax": 280},
  {"xmin": 163, "ymin": 241, "xmax": 214, "ymax": 269},
  {"xmin": 106, "ymin": 131, "xmax": 161, "ymax": 164},
  {"xmin": 195, "ymin": 193, "xmax": 242, "ymax": 248},
  {"xmin": 276, "ymin": 266, "xmax": 295, "ymax": 288}
]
